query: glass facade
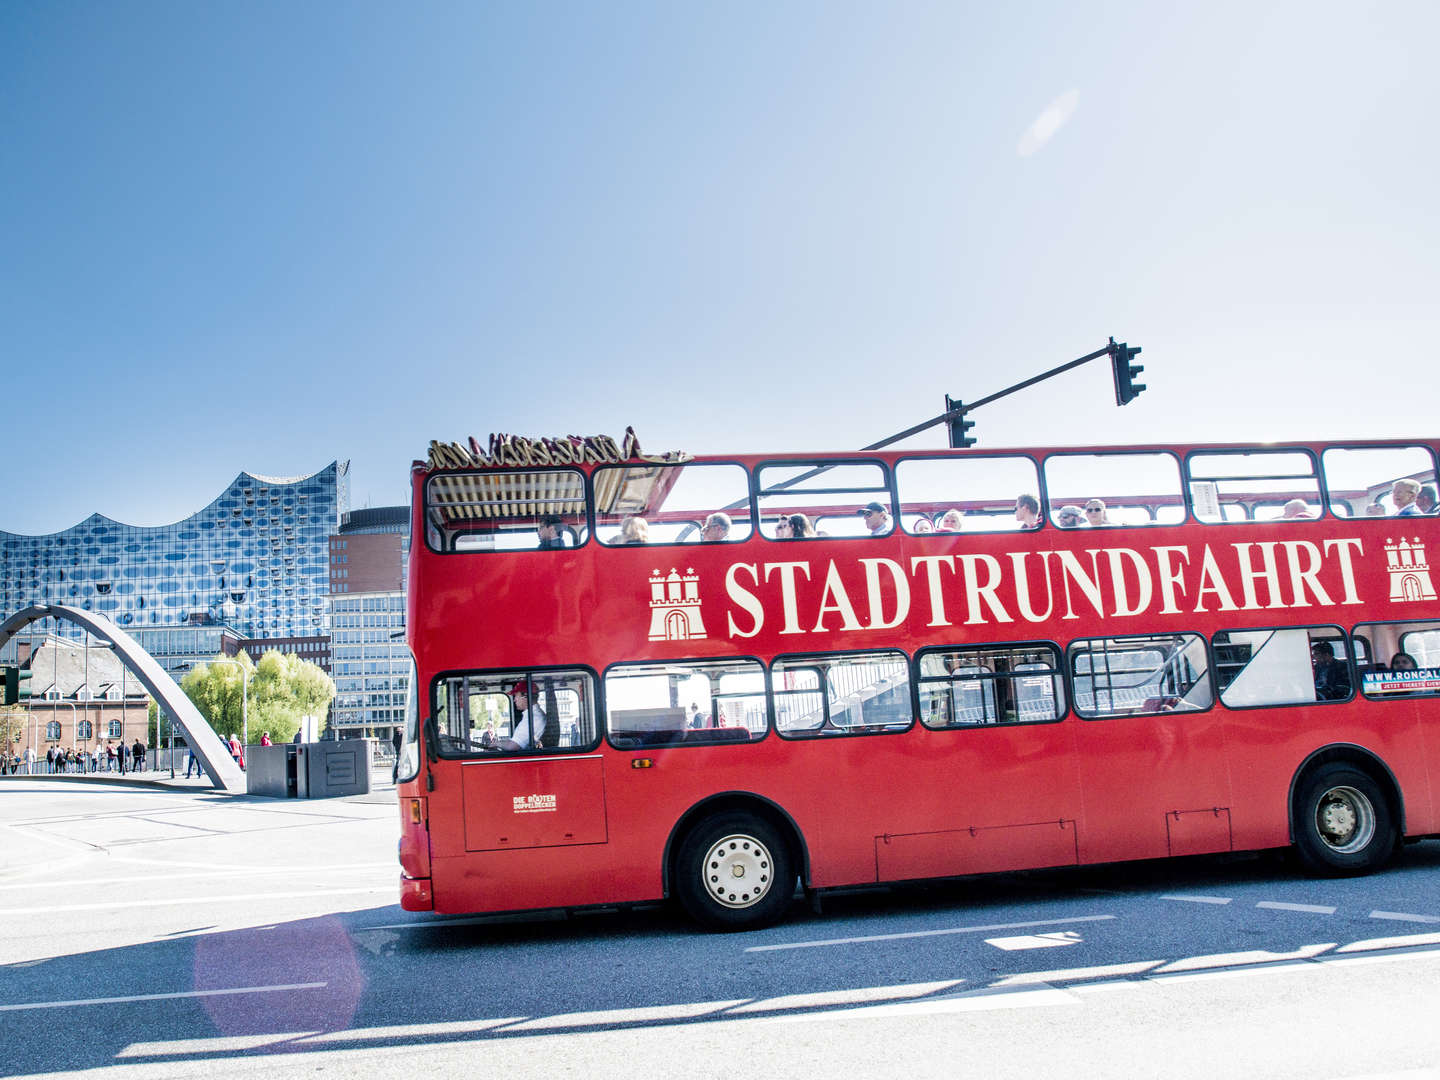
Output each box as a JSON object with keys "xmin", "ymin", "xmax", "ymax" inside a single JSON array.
[
  {"xmin": 0, "ymin": 463, "xmax": 347, "ymax": 643},
  {"xmin": 331, "ymin": 592, "xmax": 408, "ymax": 730}
]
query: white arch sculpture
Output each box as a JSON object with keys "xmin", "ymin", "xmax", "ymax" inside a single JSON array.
[{"xmin": 0, "ymin": 605, "xmax": 246, "ymax": 792}]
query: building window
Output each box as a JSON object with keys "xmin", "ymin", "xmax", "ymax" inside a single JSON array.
[
  {"xmin": 46, "ymin": 721, "xmax": 61, "ymax": 740},
  {"xmin": 109, "ymin": 720, "xmax": 123, "ymax": 737}
]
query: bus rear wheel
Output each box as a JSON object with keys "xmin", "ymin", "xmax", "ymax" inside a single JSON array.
[
  {"xmin": 1294, "ymin": 764, "xmax": 1396, "ymax": 875},
  {"xmin": 675, "ymin": 812, "xmax": 794, "ymax": 931}
]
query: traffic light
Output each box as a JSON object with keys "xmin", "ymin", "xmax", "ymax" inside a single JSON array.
[
  {"xmin": 1110, "ymin": 339, "xmax": 1145, "ymax": 406},
  {"xmin": 2, "ymin": 665, "xmax": 32, "ymax": 705},
  {"xmin": 945, "ymin": 395, "xmax": 976, "ymax": 448}
]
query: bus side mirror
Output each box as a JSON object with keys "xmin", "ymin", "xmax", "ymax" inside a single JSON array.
[{"xmin": 423, "ymin": 714, "xmax": 439, "ymax": 760}]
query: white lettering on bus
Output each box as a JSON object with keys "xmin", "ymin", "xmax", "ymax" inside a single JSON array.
[
  {"xmin": 1154, "ymin": 545, "xmax": 1191, "ymax": 614},
  {"xmin": 1323, "ymin": 538, "xmax": 1365, "ymax": 604},
  {"xmin": 1233, "ymin": 542, "xmax": 1285, "ymax": 610},
  {"xmin": 813, "ymin": 560, "xmax": 864, "ymax": 632},
  {"xmin": 960, "ymin": 554, "xmax": 1011, "ymax": 625},
  {"xmin": 860, "ymin": 559, "xmax": 910, "ymax": 630},
  {"xmin": 719, "ymin": 537, "xmax": 1369, "ymax": 640},
  {"xmin": 764, "ymin": 562, "xmax": 812, "ymax": 635},
  {"xmin": 910, "ymin": 555, "xmax": 957, "ymax": 627},
  {"xmin": 1108, "ymin": 548, "xmax": 1153, "ymax": 617},
  {"xmin": 1054, "ymin": 549, "xmax": 1105, "ymax": 621},
  {"xmin": 1008, "ymin": 552, "xmax": 1056, "ymax": 623},
  {"xmin": 725, "ymin": 563, "xmax": 763, "ymax": 638},
  {"xmin": 1194, "ymin": 545, "xmax": 1240, "ymax": 612}
]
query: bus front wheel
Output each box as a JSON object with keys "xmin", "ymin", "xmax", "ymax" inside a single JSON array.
[
  {"xmin": 1294, "ymin": 764, "xmax": 1396, "ymax": 875},
  {"xmin": 675, "ymin": 812, "xmax": 794, "ymax": 931}
]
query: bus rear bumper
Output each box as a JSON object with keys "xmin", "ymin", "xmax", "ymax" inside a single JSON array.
[{"xmin": 399, "ymin": 874, "xmax": 433, "ymax": 912}]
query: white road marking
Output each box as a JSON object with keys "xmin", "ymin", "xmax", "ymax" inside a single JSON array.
[
  {"xmin": 1161, "ymin": 894, "xmax": 1232, "ymax": 904},
  {"xmin": 117, "ymin": 1033, "xmax": 320, "ymax": 1058},
  {"xmin": 744, "ymin": 915, "xmax": 1114, "ymax": 953},
  {"xmin": 1370, "ymin": 910, "xmax": 1440, "ymax": 924},
  {"xmin": 0, "ymin": 886, "xmax": 391, "ymax": 916},
  {"xmin": 0, "ymin": 982, "xmax": 327, "ymax": 1013},
  {"xmin": 773, "ymin": 983, "xmax": 1080, "ymax": 1022},
  {"xmin": 1152, "ymin": 942, "xmax": 1336, "ymax": 975},
  {"xmin": 1257, "ymin": 901, "xmax": 1337, "ymax": 914},
  {"xmin": 985, "ymin": 931, "xmax": 1083, "ymax": 951},
  {"xmin": 1338, "ymin": 931, "xmax": 1440, "ymax": 952},
  {"xmin": 0, "ymin": 865, "xmax": 396, "ymax": 892},
  {"xmin": 724, "ymin": 980, "xmax": 962, "ymax": 1014}
]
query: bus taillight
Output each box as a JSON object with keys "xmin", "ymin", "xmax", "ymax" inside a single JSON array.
[{"xmin": 398, "ymin": 796, "xmax": 432, "ymax": 904}]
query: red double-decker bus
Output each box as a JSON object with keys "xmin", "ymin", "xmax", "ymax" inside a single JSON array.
[{"xmin": 395, "ymin": 430, "xmax": 1440, "ymax": 929}]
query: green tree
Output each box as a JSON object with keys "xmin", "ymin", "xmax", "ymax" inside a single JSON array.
[
  {"xmin": 0, "ymin": 704, "xmax": 25, "ymax": 755},
  {"xmin": 180, "ymin": 651, "xmax": 335, "ymax": 745}
]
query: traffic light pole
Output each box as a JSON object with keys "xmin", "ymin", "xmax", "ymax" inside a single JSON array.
[{"xmin": 865, "ymin": 338, "xmax": 1137, "ymax": 452}]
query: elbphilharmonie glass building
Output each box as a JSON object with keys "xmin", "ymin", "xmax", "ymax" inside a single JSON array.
[{"xmin": 0, "ymin": 462, "xmax": 348, "ymax": 646}]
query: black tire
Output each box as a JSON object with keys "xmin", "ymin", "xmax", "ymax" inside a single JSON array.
[
  {"xmin": 674, "ymin": 812, "xmax": 795, "ymax": 931},
  {"xmin": 1293, "ymin": 764, "xmax": 1396, "ymax": 875}
]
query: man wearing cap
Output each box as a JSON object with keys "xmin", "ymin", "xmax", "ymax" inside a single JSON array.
[
  {"xmin": 857, "ymin": 502, "xmax": 890, "ymax": 536},
  {"xmin": 537, "ymin": 515, "xmax": 567, "ymax": 550},
  {"xmin": 701, "ymin": 513, "xmax": 731, "ymax": 542},
  {"xmin": 498, "ymin": 680, "xmax": 547, "ymax": 751}
]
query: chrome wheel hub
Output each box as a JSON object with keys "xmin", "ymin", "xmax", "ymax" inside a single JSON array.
[
  {"xmin": 704, "ymin": 833, "xmax": 774, "ymax": 909},
  {"xmin": 1316, "ymin": 785, "xmax": 1375, "ymax": 853}
]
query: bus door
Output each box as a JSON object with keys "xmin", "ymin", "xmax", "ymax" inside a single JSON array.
[
  {"xmin": 1069, "ymin": 634, "xmax": 1233, "ymax": 862},
  {"xmin": 431, "ymin": 672, "xmax": 609, "ymax": 853},
  {"xmin": 460, "ymin": 755, "xmax": 608, "ymax": 852}
]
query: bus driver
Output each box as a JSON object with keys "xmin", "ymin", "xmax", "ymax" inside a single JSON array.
[{"xmin": 491, "ymin": 680, "xmax": 547, "ymax": 751}]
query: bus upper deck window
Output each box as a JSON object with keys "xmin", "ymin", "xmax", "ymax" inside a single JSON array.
[
  {"xmin": 594, "ymin": 463, "xmax": 751, "ymax": 546},
  {"xmin": 425, "ymin": 469, "xmax": 589, "ymax": 553}
]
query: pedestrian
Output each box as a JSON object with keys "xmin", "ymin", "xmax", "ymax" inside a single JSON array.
[
  {"xmin": 185, "ymin": 746, "xmax": 202, "ymax": 778},
  {"xmin": 117, "ymin": 739, "xmax": 129, "ymax": 775},
  {"xmin": 132, "ymin": 739, "xmax": 146, "ymax": 773},
  {"xmin": 260, "ymin": 731, "xmax": 272, "ymax": 747},
  {"xmin": 391, "ymin": 726, "xmax": 403, "ymax": 784},
  {"xmin": 105, "ymin": 742, "xmax": 115, "ymax": 772},
  {"xmin": 45, "ymin": 746, "xmax": 55, "ymax": 774},
  {"xmin": 24, "ymin": 746, "xmax": 35, "ymax": 775}
]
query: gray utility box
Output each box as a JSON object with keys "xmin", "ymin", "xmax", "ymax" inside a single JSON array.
[{"xmin": 247, "ymin": 740, "xmax": 372, "ymax": 799}]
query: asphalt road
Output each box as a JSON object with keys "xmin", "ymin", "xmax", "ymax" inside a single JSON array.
[{"xmin": 4, "ymin": 778, "xmax": 1440, "ymax": 1080}]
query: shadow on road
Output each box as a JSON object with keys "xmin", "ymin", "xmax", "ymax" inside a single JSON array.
[{"xmin": 6, "ymin": 842, "xmax": 1440, "ymax": 1074}]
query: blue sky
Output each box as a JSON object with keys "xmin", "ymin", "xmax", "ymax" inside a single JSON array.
[{"xmin": 4, "ymin": 1, "xmax": 1438, "ymax": 535}]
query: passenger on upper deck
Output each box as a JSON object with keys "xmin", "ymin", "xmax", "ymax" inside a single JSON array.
[
  {"xmin": 1419, "ymin": 486, "xmax": 1438, "ymax": 515},
  {"xmin": 858, "ymin": 502, "xmax": 891, "ymax": 536},
  {"xmin": 1311, "ymin": 641, "xmax": 1351, "ymax": 701},
  {"xmin": 537, "ymin": 514, "xmax": 567, "ymax": 549},
  {"xmin": 1057, "ymin": 505, "xmax": 1084, "ymax": 528},
  {"xmin": 1391, "ymin": 651, "xmax": 1419, "ymax": 672},
  {"xmin": 937, "ymin": 509, "xmax": 963, "ymax": 533},
  {"xmin": 619, "ymin": 516, "xmax": 649, "ymax": 544},
  {"xmin": 1281, "ymin": 499, "xmax": 1315, "ymax": 519},
  {"xmin": 774, "ymin": 516, "xmax": 794, "ymax": 539},
  {"xmin": 701, "ymin": 513, "xmax": 732, "ymax": 541},
  {"xmin": 1083, "ymin": 499, "xmax": 1111, "ymax": 526},
  {"xmin": 1393, "ymin": 478, "xmax": 1423, "ymax": 516},
  {"xmin": 913, "ymin": 517, "xmax": 934, "ymax": 534},
  {"xmin": 786, "ymin": 513, "xmax": 817, "ymax": 538},
  {"xmin": 1014, "ymin": 494, "xmax": 1041, "ymax": 530}
]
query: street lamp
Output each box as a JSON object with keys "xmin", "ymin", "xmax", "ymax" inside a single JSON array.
[{"xmin": 208, "ymin": 658, "xmax": 249, "ymax": 752}]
